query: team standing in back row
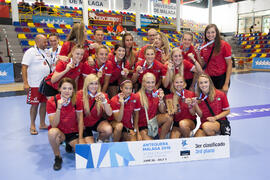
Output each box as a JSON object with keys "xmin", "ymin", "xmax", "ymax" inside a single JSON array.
[{"xmin": 21, "ymin": 22, "xmax": 232, "ymax": 170}]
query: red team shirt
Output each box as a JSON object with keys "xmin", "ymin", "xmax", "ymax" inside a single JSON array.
[
  {"xmin": 137, "ymin": 44, "xmax": 162, "ymax": 62},
  {"xmin": 81, "ymin": 60, "xmax": 113, "ymax": 85},
  {"xmin": 136, "ymin": 92, "xmax": 159, "ymax": 127},
  {"xmin": 165, "ymin": 60, "xmax": 194, "ymax": 81},
  {"xmin": 59, "ymin": 40, "xmax": 95, "ymax": 63},
  {"xmin": 46, "ymin": 59, "xmax": 83, "ymax": 89},
  {"xmin": 180, "ymin": 45, "xmax": 198, "ymax": 80},
  {"xmin": 110, "ymin": 93, "xmax": 141, "ymax": 129},
  {"xmin": 166, "ymin": 90, "xmax": 196, "ymax": 122},
  {"xmin": 200, "ymin": 40, "xmax": 231, "ymax": 77},
  {"xmin": 76, "ymin": 90, "xmax": 110, "ymax": 127},
  {"xmin": 107, "ymin": 54, "xmax": 130, "ymax": 84},
  {"xmin": 46, "ymin": 94, "xmax": 79, "ymax": 134},
  {"xmin": 198, "ymin": 89, "xmax": 230, "ymax": 124},
  {"xmin": 135, "ymin": 59, "xmax": 166, "ymax": 83}
]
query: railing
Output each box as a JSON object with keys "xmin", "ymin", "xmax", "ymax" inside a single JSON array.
[
  {"xmin": 5, "ymin": 37, "xmax": 11, "ymax": 63},
  {"xmin": 233, "ymin": 57, "xmax": 252, "ymax": 70}
]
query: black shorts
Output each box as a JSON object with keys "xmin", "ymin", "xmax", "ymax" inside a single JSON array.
[
  {"xmin": 139, "ymin": 126, "xmax": 148, "ymax": 132},
  {"xmin": 83, "ymin": 118, "xmax": 105, "ymax": 137},
  {"xmin": 109, "ymin": 80, "xmax": 119, "ymax": 86},
  {"xmin": 173, "ymin": 120, "xmax": 197, "ymax": 128},
  {"xmin": 185, "ymin": 78, "xmax": 193, "ymax": 90},
  {"xmin": 210, "ymin": 73, "xmax": 230, "ymax": 90},
  {"xmin": 65, "ymin": 132, "xmax": 78, "ymax": 144}
]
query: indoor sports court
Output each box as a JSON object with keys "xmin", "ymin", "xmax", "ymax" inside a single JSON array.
[{"xmin": 0, "ymin": 0, "xmax": 270, "ymax": 179}]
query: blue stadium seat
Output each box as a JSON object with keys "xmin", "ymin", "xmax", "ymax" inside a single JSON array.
[
  {"xmin": 30, "ymin": 28, "xmax": 37, "ymax": 33},
  {"xmin": 15, "ymin": 27, "xmax": 23, "ymax": 32},
  {"xmin": 13, "ymin": 22, "xmax": 20, "ymax": 26},
  {"xmin": 20, "ymin": 40, "xmax": 29, "ymax": 46}
]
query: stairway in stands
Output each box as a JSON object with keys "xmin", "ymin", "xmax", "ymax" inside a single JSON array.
[{"xmin": 0, "ymin": 25, "xmax": 24, "ymax": 63}]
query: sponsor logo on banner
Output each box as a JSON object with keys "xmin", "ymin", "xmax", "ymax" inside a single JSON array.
[
  {"xmin": 252, "ymin": 58, "xmax": 270, "ymax": 70},
  {"xmin": 76, "ymin": 136, "xmax": 230, "ymax": 169},
  {"xmin": 89, "ymin": 12, "xmax": 123, "ymax": 24},
  {"xmin": 180, "ymin": 140, "xmax": 190, "ymax": 159}
]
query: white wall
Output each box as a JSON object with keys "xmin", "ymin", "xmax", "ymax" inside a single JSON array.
[
  {"xmin": 238, "ymin": 0, "xmax": 270, "ymax": 14},
  {"xmin": 182, "ymin": 5, "xmax": 208, "ymax": 24},
  {"xmin": 212, "ymin": 3, "xmax": 238, "ymax": 33}
]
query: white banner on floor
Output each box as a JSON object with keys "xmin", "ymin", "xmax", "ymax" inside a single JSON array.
[{"xmin": 75, "ymin": 135, "xmax": 230, "ymax": 169}]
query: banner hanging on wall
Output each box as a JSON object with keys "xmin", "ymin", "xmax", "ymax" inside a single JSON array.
[
  {"xmin": 76, "ymin": 136, "xmax": 230, "ymax": 169},
  {"xmin": 66, "ymin": 0, "xmax": 109, "ymax": 9},
  {"xmin": 0, "ymin": 63, "xmax": 15, "ymax": 84},
  {"xmin": 252, "ymin": 58, "xmax": 270, "ymax": 70},
  {"xmin": 89, "ymin": 12, "xmax": 123, "ymax": 24},
  {"xmin": 33, "ymin": 15, "xmax": 73, "ymax": 25}
]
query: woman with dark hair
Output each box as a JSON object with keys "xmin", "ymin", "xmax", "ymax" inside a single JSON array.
[
  {"xmin": 107, "ymin": 43, "xmax": 130, "ymax": 97},
  {"xmin": 47, "ymin": 78, "xmax": 80, "ymax": 171},
  {"xmin": 122, "ymin": 33, "xmax": 138, "ymax": 78},
  {"xmin": 196, "ymin": 24, "xmax": 232, "ymax": 93}
]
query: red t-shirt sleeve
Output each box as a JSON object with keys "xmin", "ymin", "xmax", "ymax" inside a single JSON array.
[
  {"xmin": 76, "ymin": 91, "xmax": 83, "ymax": 111},
  {"xmin": 134, "ymin": 94, "xmax": 141, "ymax": 111},
  {"xmin": 55, "ymin": 60, "xmax": 66, "ymax": 73},
  {"xmin": 110, "ymin": 96, "xmax": 120, "ymax": 112},
  {"xmin": 138, "ymin": 46, "xmax": 146, "ymax": 61},
  {"xmin": 220, "ymin": 91, "xmax": 230, "ymax": 110},
  {"xmin": 183, "ymin": 60, "xmax": 194, "ymax": 72},
  {"xmin": 223, "ymin": 41, "xmax": 232, "ymax": 59},
  {"xmin": 104, "ymin": 61, "xmax": 113, "ymax": 76}
]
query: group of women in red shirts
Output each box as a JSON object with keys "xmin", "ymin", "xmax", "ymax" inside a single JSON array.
[{"xmin": 44, "ymin": 22, "xmax": 232, "ymax": 170}]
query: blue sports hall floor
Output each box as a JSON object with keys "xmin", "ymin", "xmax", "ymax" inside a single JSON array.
[{"xmin": 0, "ymin": 72, "xmax": 270, "ymax": 180}]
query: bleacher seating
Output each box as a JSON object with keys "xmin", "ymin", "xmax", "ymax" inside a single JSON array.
[{"xmin": 236, "ymin": 32, "xmax": 270, "ymax": 59}]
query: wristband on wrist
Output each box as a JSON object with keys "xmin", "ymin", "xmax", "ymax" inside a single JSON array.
[{"xmin": 102, "ymin": 99, "xmax": 107, "ymax": 104}]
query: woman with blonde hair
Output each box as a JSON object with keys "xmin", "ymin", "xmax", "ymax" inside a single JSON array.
[
  {"xmin": 165, "ymin": 74, "xmax": 197, "ymax": 138},
  {"xmin": 45, "ymin": 44, "xmax": 84, "ymax": 94},
  {"xmin": 81, "ymin": 45, "xmax": 113, "ymax": 93},
  {"xmin": 59, "ymin": 22, "xmax": 96, "ymax": 89},
  {"xmin": 135, "ymin": 72, "xmax": 172, "ymax": 140},
  {"xmin": 193, "ymin": 73, "xmax": 230, "ymax": 137},
  {"xmin": 76, "ymin": 74, "xmax": 112, "ymax": 143},
  {"xmin": 180, "ymin": 31, "xmax": 200, "ymax": 90},
  {"xmin": 154, "ymin": 31, "xmax": 170, "ymax": 64},
  {"xmin": 132, "ymin": 46, "xmax": 166, "ymax": 89},
  {"xmin": 163, "ymin": 47, "xmax": 202, "ymax": 90}
]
